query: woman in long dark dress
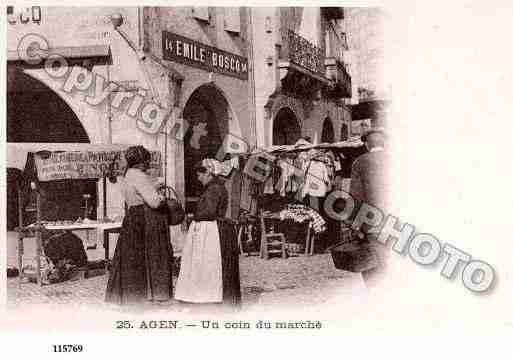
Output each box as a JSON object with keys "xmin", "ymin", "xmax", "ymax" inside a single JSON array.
[
  {"xmin": 105, "ymin": 146, "xmax": 174, "ymax": 305},
  {"xmin": 174, "ymin": 160, "xmax": 241, "ymax": 308}
]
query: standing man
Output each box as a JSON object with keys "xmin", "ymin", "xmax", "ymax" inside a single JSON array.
[{"xmin": 350, "ymin": 127, "xmax": 389, "ymax": 288}]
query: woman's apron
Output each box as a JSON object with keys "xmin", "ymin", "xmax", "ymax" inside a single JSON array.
[{"xmin": 174, "ymin": 220, "xmax": 223, "ymax": 303}]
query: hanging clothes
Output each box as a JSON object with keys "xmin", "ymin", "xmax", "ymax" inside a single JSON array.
[
  {"xmin": 302, "ymin": 160, "xmax": 330, "ymax": 198},
  {"xmin": 277, "ymin": 158, "xmax": 296, "ymax": 196}
]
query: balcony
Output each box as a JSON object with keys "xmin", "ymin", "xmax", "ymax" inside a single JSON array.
[
  {"xmin": 281, "ymin": 30, "xmax": 326, "ymax": 75},
  {"xmin": 325, "ymin": 57, "xmax": 352, "ymax": 98},
  {"xmin": 278, "ymin": 30, "xmax": 330, "ymax": 98}
]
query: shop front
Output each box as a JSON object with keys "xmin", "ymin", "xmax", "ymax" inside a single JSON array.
[
  {"xmin": 6, "ymin": 7, "xmax": 156, "ymax": 227},
  {"xmin": 6, "ymin": 7, "xmax": 175, "ymax": 276},
  {"xmin": 150, "ymin": 8, "xmax": 253, "ymax": 219}
]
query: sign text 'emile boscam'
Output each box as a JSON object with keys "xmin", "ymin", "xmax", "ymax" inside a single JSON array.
[{"xmin": 162, "ymin": 31, "xmax": 248, "ymax": 80}]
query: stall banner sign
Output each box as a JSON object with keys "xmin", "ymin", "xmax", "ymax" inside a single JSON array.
[
  {"xmin": 162, "ymin": 31, "xmax": 248, "ymax": 80},
  {"xmin": 34, "ymin": 150, "xmax": 162, "ymax": 181}
]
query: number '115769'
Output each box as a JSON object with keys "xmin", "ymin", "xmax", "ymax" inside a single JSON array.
[{"xmin": 52, "ymin": 345, "xmax": 83, "ymax": 353}]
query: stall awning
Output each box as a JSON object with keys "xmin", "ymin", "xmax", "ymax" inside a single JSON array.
[{"xmin": 7, "ymin": 45, "xmax": 112, "ymax": 66}]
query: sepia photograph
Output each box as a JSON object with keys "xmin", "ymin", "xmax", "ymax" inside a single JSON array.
[
  {"xmin": 2, "ymin": 1, "xmax": 513, "ymax": 356},
  {"xmin": 5, "ymin": 5, "xmax": 389, "ymax": 313}
]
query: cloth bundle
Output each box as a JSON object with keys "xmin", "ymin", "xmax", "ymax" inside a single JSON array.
[
  {"xmin": 202, "ymin": 158, "xmax": 238, "ymax": 177},
  {"xmin": 278, "ymin": 204, "xmax": 327, "ymax": 234}
]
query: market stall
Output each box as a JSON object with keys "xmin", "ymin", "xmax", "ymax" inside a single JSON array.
[
  {"xmin": 237, "ymin": 138, "xmax": 366, "ymax": 258},
  {"xmin": 9, "ymin": 143, "xmax": 162, "ymax": 286}
]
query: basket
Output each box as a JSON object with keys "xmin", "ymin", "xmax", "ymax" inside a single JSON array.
[
  {"xmin": 161, "ymin": 185, "xmax": 185, "ymax": 226},
  {"xmin": 329, "ymin": 239, "xmax": 379, "ymax": 273}
]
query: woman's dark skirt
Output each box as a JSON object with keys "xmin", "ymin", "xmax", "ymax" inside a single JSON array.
[
  {"xmin": 105, "ymin": 205, "xmax": 173, "ymax": 305},
  {"xmin": 217, "ymin": 219, "xmax": 242, "ymax": 308}
]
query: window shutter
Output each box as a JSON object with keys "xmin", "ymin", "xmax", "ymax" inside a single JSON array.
[
  {"xmin": 224, "ymin": 7, "xmax": 240, "ymax": 33},
  {"xmin": 192, "ymin": 7, "xmax": 209, "ymax": 22}
]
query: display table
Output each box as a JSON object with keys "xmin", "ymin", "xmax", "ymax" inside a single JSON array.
[{"xmin": 17, "ymin": 221, "xmax": 122, "ymax": 286}]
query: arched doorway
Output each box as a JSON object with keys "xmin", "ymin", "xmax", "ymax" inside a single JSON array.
[
  {"xmin": 340, "ymin": 123, "xmax": 348, "ymax": 141},
  {"xmin": 321, "ymin": 118, "xmax": 334, "ymax": 143},
  {"xmin": 273, "ymin": 107, "xmax": 301, "ymax": 146},
  {"xmin": 7, "ymin": 66, "xmax": 96, "ymax": 228},
  {"xmin": 182, "ymin": 84, "xmax": 230, "ymax": 211}
]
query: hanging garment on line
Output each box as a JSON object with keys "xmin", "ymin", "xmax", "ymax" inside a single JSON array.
[
  {"xmin": 277, "ymin": 158, "xmax": 296, "ymax": 196},
  {"xmin": 263, "ymin": 174, "xmax": 275, "ymax": 194},
  {"xmin": 302, "ymin": 160, "xmax": 331, "ymax": 198}
]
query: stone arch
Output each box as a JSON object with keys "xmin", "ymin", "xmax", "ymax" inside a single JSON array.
[
  {"xmin": 264, "ymin": 92, "xmax": 305, "ymax": 147},
  {"xmin": 179, "ymin": 81, "xmax": 241, "ymax": 138},
  {"xmin": 13, "ymin": 67, "xmax": 106, "ymax": 143}
]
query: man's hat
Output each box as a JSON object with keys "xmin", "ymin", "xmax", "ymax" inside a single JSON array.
[{"xmin": 361, "ymin": 127, "xmax": 385, "ymax": 142}]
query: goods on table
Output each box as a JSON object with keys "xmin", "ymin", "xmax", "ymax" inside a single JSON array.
[{"xmin": 278, "ymin": 204, "xmax": 327, "ymax": 234}]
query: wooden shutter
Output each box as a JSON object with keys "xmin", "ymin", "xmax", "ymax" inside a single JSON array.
[
  {"xmin": 224, "ymin": 7, "xmax": 240, "ymax": 34},
  {"xmin": 192, "ymin": 7, "xmax": 209, "ymax": 22}
]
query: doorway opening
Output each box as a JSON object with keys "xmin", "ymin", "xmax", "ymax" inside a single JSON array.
[
  {"xmin": 340, "ymin": 123, "xmax": 349, "ymax": 141},
  {"xmin": 321, "ymin": 117, "xmax": 335, "ymax": 143},
  {"xmin": 182, "ymin": 84, "xmax": 230, "ymax": 212},
  {"xmin": 273, "ymin": 107, "xmax": 301, "ymax": 146}
]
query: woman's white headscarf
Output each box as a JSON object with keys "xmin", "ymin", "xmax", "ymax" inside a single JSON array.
[{"xmin": 201, "ymin": 158, "xmax": 235, "ymax": 177}]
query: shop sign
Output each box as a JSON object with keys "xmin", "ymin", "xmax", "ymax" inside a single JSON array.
[
  {"xmin": 162, "ymin": 31, "xmax": 248, "ymax": 80},
  {"xmin": 287, "ymin": 30, "xmax": 325, "ymax": 75},
  {"xmin": 35, "ymin": 150, "xmax": 161, "ymax": 181}
]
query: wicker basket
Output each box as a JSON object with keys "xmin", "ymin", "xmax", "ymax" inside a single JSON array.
[{"xmin": 330, "ymin": 239, "xmax": 379, "ymax": 273}]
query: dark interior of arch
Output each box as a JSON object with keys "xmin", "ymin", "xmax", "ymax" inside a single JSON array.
[
  {"xmin": 321, "ymin": 118, "xmax": 335, "ymax": 143},
  {"xmin": 182, "ymin": 84, "xmax": 229, "ymax": 207},
  {"xmin": 7, "ymin": 67, "xmax": 89, "ymax": 143},
  {"xmin": 273, "ymin": 107, "xmax": 301, "ymax": 146}
]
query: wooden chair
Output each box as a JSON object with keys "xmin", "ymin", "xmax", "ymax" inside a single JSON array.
[{"xmin": 259, "ymin": 215, "xmax": 287, "ymax": 259}]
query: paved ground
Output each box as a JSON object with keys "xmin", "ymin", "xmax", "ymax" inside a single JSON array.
[{"xmin": 6, "ymin": 253, "xmax": 363, "ymax": 312}]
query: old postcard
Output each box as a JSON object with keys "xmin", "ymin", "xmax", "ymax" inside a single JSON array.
[{"xmin": 1, "ymin": 1, "xmax": 513, "ymax": 357}]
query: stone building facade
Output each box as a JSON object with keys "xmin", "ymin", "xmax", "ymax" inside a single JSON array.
[
  {"xmin": 7, "ymin": 6, "xmax": 253, "ymax": 223},
  {"xmin": 343, "ymin": 7, "xmax": 388, "ymax": 130},
  {"xmin": 6, "ymin": 6, "xmax": 353, "ymax": 230},
  {"xmin": 250, "ymin": 7, "xmax": 352, "ymax": 148}
]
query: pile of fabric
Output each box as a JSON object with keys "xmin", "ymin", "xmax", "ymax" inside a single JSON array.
[{"xmin": 278, "ymin": 204, "xmax": 327, "ymax": 234}]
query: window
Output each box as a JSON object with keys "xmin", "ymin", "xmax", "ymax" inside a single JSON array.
[
  {"xmin": 340, "ymin": 124, "xmax": 348, "ymax": 141},
  {"xmin": 224, "ymin": 7, "xmax": 240, "ymax": 34},
  {"xmin": 192, "ymin": 7, "xmax": 209, "ymax": 22},
  {"xmin": 321, "ymin": 118, "xmax": 335, "ymax": 143}
]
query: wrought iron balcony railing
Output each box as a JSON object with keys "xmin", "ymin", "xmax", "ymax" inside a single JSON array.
[
  {"xmin": 325, "ymin": 57, "xmax": 352, "ymax": 98},
  {"xmin": 281, "ymin": 29, "xmax": 325, "ymax": 75}
]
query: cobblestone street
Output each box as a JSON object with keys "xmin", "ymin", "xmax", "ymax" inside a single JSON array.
[{"xmin": 7, "ymin": 254, "xmax": 362, "ymax": 312}]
